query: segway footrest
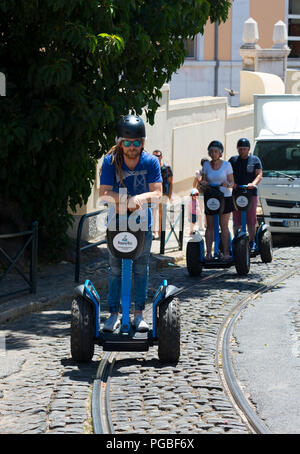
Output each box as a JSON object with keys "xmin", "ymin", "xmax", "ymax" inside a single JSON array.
[
  {"xmin": 98, "ymin": 330, "xmax": 151, "ymax": 352},
  {"xmin": 203, "ymin": 259, "xmax": 232, "ymax": 269}
]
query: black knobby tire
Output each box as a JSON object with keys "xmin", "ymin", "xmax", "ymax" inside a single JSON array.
[
  {"xmin": 186, "ymin": 241, "xmax": 202, "ymax": 277},
  {"xmin": 260, "ymin": 230, "xmax": 273, "ymax": 263},
  {"xmin": 158, "ymin": 298, "xmax": 180, "ymax": 363},
  {"xmin": 234, "ymin": 237, "xmax": 250, "ymax": 276},
  {"xmin": 71, "ymin": 295, "xmax": 95, "ymax": 362}
]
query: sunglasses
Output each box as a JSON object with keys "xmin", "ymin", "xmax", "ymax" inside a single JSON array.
[
  {"xmin": 154, "ymin": 154, "xmax": 162, "ymax": 158},
  {"xmin": 122, "ymin": 139, "xmax": 142, "ymax": 147}
]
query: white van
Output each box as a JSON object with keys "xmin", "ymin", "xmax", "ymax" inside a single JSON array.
[{"xmin": 253, "ymin": 94, "xmax": 300, "ymax": 234}]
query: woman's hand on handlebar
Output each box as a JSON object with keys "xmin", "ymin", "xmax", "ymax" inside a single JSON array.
[{"xmin": 221, "ymin": 180, "xmax": 234, "ymax": 189}]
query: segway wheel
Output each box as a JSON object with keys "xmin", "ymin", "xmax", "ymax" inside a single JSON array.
[
  {"xmin": 71, "ymin": 295, "xmax": 95, "ymax": 362},
  {"xmin": 260, "ymin": 230, "xmax": 273, "ymax": 263},
  {"xmin": 186, "ymin": 241, "xmax": 202, "ymax": 277},
  {"xmin": 234, "ymin": 237, "xmax": 250, "ymax": 276},
  {"xmin": 158, "ymin": 299, "xmax": 180, "ymax": 363}
]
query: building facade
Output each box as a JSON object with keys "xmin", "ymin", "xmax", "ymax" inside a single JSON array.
[{"xmin": 169, "ymin": 0, "xmax": 300, "ymax": 105}]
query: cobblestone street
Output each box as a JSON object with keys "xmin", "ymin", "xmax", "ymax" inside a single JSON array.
[
  {"xmin": 0, "ymin": 241, "xmax": 299, "ymax": 434},
  {"xmin": 109, "ymin": 246, "xmax": 300, "ymax": 434}
]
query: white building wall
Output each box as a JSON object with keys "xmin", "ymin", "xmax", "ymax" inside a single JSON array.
[
  {"xmin": 232, "ymin": 0, "xmax": 250, "ymax": 61},
  {"xmin": 169, "ymin": 61, "xmax": 215, "ymax": 101},
  {"xmin": 169, "ymin": 0, "xmax": 251, "ymax": 107},
  {"xmin": 229, "ymin": 0, "xmax": 251, "ymax": 106}
]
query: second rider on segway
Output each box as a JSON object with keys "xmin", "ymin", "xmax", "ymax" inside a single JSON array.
[
  {"xmin": 200, "ymin": 140, "xmax": 235, "ymax": 262},
  {"xmin": 186, "ymin": 138, "xmax": 272, "ymax": 279},
  {"xmin": 186, "ymin": 140, "xmax": 253, "ymax": 276},
  {"xmin": 229, "ymin": 138, "xmax": 272, "ymax": 262},
  {"xmin": 229, "ymin": 138, "xmax": 263, "ymax": 255}
]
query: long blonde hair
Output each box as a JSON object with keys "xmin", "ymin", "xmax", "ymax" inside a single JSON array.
[{"xmin": 106, "ymin": 143, "xmax": 126, "ymax": 187}]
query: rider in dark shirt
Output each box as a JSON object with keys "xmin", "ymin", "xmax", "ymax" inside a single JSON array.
[{"xmin": 229, "ymin": 138, "xmax": 263, "ymax": 252}]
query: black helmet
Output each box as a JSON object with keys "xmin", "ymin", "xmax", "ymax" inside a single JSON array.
[
  {"xmin": 208, "ymin": 140, "xmax": 224, "ymax": 154},
  {"xmin": 117, "ymin": 115, "xmax": 146, "ymax": 139},
  {"xmin": 237, "ymin": 138, "xmax": 250, "ymax": 149}
]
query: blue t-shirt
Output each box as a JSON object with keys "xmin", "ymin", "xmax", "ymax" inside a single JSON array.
[
  {"xmin": 229, "ymin": 154, "xmax": 262, "ymax": 196},
  {"xmin": 100, "ymin": 150, "xmax": 162, "ymax": 228}
]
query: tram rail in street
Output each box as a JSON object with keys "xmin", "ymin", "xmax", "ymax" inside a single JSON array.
[
  {"xmin": 217, "ymin": 260, "xmax": 300, "ymax": 434},
  {"xmin": 91, "ymin": 271, "xmax": 226, "ymax": 434},
  {"xmin": 92, "ymin": 352, "xmax": 116, "ymax": 434},
  {"xmin": 91, "ymin": 249, "xmax": 300, "ymax": 435}
]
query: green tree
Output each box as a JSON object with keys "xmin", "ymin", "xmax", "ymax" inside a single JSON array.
[{"xmin": 0, "ymin": 0, "xmax": 231, "ymax": 257}]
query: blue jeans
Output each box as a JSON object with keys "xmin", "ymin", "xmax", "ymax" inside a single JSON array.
[{"xmin": 107, "ymin": 229, "xmax": 152, "ymax": 313}]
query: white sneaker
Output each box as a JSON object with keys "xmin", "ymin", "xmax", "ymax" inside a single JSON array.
[
  {"xmin": 103, "ymin": 314, "xmax": 121, "ymax": 332},
  {"xmin": 133, "ymin": 314, "xmax": 149, "ymax": 332}
]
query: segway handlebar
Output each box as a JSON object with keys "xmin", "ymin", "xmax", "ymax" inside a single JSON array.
[
  {"xmin": 207, "ymin": 183, "xmax": 220, "ymax": 188},
  {"xmin": 233, "ymin": 185, "xmax": 253, "ymax": 212}
]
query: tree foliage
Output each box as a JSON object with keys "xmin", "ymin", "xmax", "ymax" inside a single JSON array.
[{"xmin": 0, "ymin": 0, "xmax": 231, "ymax": 255}]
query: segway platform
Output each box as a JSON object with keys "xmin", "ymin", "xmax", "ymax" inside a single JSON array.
[
  {"xmin": 98, "ymin": 328, "xmax": 153, "ymax": 352},
  {"xmin": 202, "ymin": 257, "xmax": 233, "ymax": 269}
]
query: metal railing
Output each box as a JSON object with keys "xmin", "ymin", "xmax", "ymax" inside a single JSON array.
[
  {"xmin": 0, "ymin": 221, "xmax": 38, "ymax": 299},
  {"xmin": 160, "ymin": 203, "xmax": 185, "ymax": 254},
  {"xmin": 75, "ymin": 209, "xmax": 107, "ymax": 283}
]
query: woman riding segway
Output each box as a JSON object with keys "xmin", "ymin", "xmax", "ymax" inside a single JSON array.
[
  {"xmin": 200, "ymin": 140, "xmax": 234, "ymax": 261},
  {"xmin": 186, "ymin": 141, "xmax": 251, "ymax": 277}
]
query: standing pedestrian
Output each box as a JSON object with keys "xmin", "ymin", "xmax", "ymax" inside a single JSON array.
[
  {"xmin": 188, "ymin": 188, "xmax": 201, "ymax": 235},
  {"xmin": 99, "ymin": 115, "xmax": 162, "ymax": 332},
  {"xmin": 200, "ymin": 140, "xmax": 234, "ymax": 261},
  {"xmin": 152, "ymin": 150, "xmax": 173, "ymax": 239},
  {"xmin": 229, "ymin": 138, "xmax": 262, "ymax": 253},
  {"xmin": 193, "ymin": 158, "xmax": 209, "ymax": 192},
  {"xmin": 193, "ymin": 158, "xmax": 209, "ymax": 230}
]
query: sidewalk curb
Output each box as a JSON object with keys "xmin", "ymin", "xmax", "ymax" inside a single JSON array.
[
  {"xmin": 0, "ymin": 252, "xmax": 186, "ymax": 325},
  {"xmin": 0, "ymin": 277, "xmax": 108, "ymax": 325}
]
